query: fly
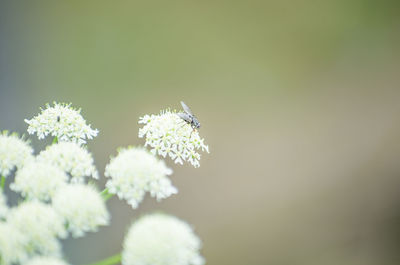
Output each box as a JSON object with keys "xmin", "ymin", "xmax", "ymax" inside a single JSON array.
[{"xmin": 177, "ymin": 101, "xmax": 201, "ymax": 129}]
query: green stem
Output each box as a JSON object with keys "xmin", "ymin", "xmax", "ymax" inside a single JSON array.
[
  {"xmin": 100, "ymin": 188, "xmax": 114, "ymax": 201},
  {"xmin": 52, "ymin": 136, "xmax": 58, "ymax": 144},
  {"xmin": 86, "ymin": 253, "xmax": 121, "ymax": 265},
  {"xmin": 0, "ymin": 175, "xmax": 5, "ymax": 189}
]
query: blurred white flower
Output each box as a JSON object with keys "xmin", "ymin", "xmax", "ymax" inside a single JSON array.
[
  {"xmin": 0, "ymin": 131, "xmax": 33, "ymax": 178},
  {"xmin": 24, "ymin": 256, "xmax": 70, "ymax": 265},
  {"xmin": 8, "ymin": 201, "xmax": 66, "ymax": 257},
  {"xmin": 25, "ymin": 102, "xmax": 98, "ymax": 145},
  {"xmin": 0, "ymin": 222, "xmax": 27, "ymax": 265},
  {"xmin": 138, "ymin": 110, "xmax": 209, "ymax": 167},
  {"xmin": 105, "ymin": 147, "xmax": 177, "ymax": 209},
  {"xmin": 122, "ymin": 214, "xmax": 204, "ymax": 265},
  {"xmin": 52, "ymin": 184, "xmax": 109, "ymax": 237},
  {"xmin": 0, "ymin": 191, "xmax": 8, "ymax": 219},
  {"xmin": 11, "ymin": 161, "xmax": 68, "ymax": 201},
  {"xmin": 37, "ymin": 142, "xmax": 99, "ymax": 183}
]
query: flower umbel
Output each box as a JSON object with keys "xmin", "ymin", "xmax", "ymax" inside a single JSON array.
[
  {"xmin": 24, "ymin": 256, "xmax": 70, "ymax": 265},
  {"xmin": 139, "ymin": 110, "xmax": 209, "ymax": 167},
  {"xmin": 0, "ymin": 131, "xmax": 33, "ymax": 178},
  {"xmin": 52, "ymin": 184, "xmax": 110, "ymax": 237},
  {"xmin": 11, "ymin": 161, "xmax": 68, "ymax": 201},
  {"xmin": 122, "ymin": 213, "xmax": 204, "ymax": 265},
  {"xmin": 105, "ymin": 147, "xmax": 177, "ymax": 209},
  {"xmin": 0, "ymin": 222, "xmax": 27, "ymax": 265},
  {"xmin": 37, "ymin": 142, "xmax": 99, "ymax": 183},
  {"xmin": 8, "ymin": 201, "xmax": 67, "ymax": 258},
  {"xmin": 25, "ymin": 102, "xmax": 98, "ymax": 145}
]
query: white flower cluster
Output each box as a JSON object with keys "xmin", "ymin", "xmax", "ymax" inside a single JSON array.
[
  {"xmin": 37, "ymin": 142, "xmax": 99, "ymax": 183},
  {"xmin": 105, "ymin": 147, "xmax": 177, "ymax": 209},
  {"xmin": 24, "ymin": 257, "xmax": 70, "ymax": 265},
  {"xmin": 53, "ymin": 184, "xmax": 109, "ymax": 237},
  {"xmin": 122, "ymin": 214, "xmax": 204, "ymax": 265},
  {"xmin": 11, "ymin": 161, "xmax": 68, "ymax": 201},
  {"xmin": 0, "ymin": 132, "xmax": 33, "ymax": 178},
  {"xmin": 0, "ymin": 126, "xmax": 107, "ymax": 264},
  {"xmin": 0, "ymin": 101, "xmax": 208, "ymax": 265},
  {"xmin": 25, "ymin": 102, "xmax": 98, "ymax": 145},
  {"xmin": 1, "ymin": 172, "xmax": 108, "ymax": 264},
  {"xmin": 139, "ymin": 110, "xmax": 209, "ymax": 167},
  {"xmin": 8, "ymin": 201, "xmax": 67, "ymax": 258},
  {"xmin": 0, "ymin": 222, "xmax": 27, "ymax": 265}
]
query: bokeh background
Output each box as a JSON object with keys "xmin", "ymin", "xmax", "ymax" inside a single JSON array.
[{"xmin": 1, "ymin": 1, "xmax": 400, "ymax": 264}]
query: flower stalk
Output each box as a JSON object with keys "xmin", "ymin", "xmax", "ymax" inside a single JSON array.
[
  {"xmin": 86, "ymin": 253, "xmax": 121, "ymax": 265},
  {"xmin": 100, "ymin": 188, "xmax": 114, "ymax": 201},
  {"xmin": 0, "ymin": 175, "xmax": 5, "ymax": 189}
]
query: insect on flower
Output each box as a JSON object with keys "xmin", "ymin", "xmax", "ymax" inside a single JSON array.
[{"xmin": 177, "ymin": 101, "xmax": 201, "ymax": 130}]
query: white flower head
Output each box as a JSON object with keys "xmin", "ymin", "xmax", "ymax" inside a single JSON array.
[
  {"xmin": 0, "ymin": 131, "xmax": 34, "ymax": 178},
  {"xmin": 37, "ymin": 142, "xmax": 99, "ymax": 183},
  {"xmin": 52, "ymin": 184, "xmax": 110, "ymax": 238},
  {"xmin": 139, "ymin": 110, "xmax": 209, "ymax": 167},
  {"xmin": 25, "ymin": 102, "xmax": 98, "ymax": 145},
  {"xmin": 11, "ymin": 161, "xmax": 68, "ymax": 201},
  {"xmin": 105, "ymin": 147, "xmax": 177, "ymax": 209},
  {"xmin": 24, "ymin": 256, "xmax": 70, "ymax": 265},
  {"xmin": 8, "ymin": 201, "xmax": 66, "ymax": 257},
  {"xmin": 0, "ymin": 222, "xmax": 27, "ymax": 265},
  {"xmin": 0, "ymin": 191, "xmax": 8, "ymax": 219},
  {"xmin": 122, "ymin": 214, "xmax": 204, "ymax": 265}
]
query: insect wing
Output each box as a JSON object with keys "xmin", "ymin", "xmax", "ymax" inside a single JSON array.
[
  {"xmin": 180, "ymin": 101, "xmax": 193, "ymax": 115},
  {"xmin": 177, "ymin": 112, "xmax": 192, "ymax": 123}
]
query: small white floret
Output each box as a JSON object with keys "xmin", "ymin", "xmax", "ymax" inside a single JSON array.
[
  {"xmin": 52, "ymin": 184, "xmax": 110, "ymax": 237},
  {"xmin": 122, "ymin": 213, "xmax": 204, "ymax": 265},
  {"xmin": 0, "ymin": 222, "xmax": 27, "ymax": 265},
  {"xmin": 0, "ymin": 131, "xmax": 33, "ymax": 178},
  {"xmin": 24, "ymin": 256, "xmax": 70, "ymax": 265},
  {"xmin": 25, "ymin": 102, "xmax": 98, "ymax": 145},
  {"xmin": 37, "ymin": 142, "xmax": 99, "ymax": 183},
  {"xmin": 8, "ymin": 201, "xmax": 66, "ymax": 258},
  {"xmin": 105, "ymin": 147, "xmax": 177, "ymax": 209},
  {"xmin": 11, "ymin": 161, "xmax": 68, "ymax": 201},
  {"xmin": 138, "ymin": 110, "xmax": 209, "ymax": 167}
]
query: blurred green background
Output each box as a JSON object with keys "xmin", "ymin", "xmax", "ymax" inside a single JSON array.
[{"xmin": 1, "ymin": 1, "xmax": 400, "ymax": 264}]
